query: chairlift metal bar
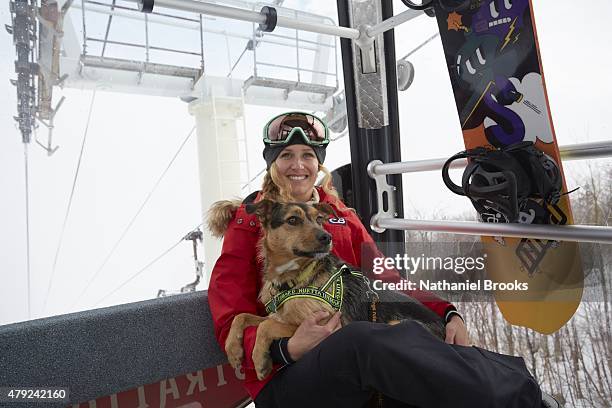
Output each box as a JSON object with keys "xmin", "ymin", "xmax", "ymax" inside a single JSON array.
[
  {"xmin": 100, "ymin": 0, "xmax": 116, "ymax": 57},
  {"xmin": 263, "ymin": 31, "xmax": 336, "ymax": 48},
  {"xmin": 295, "ymin": 9, "xmax": 300, "ymax": 83},
  {"xmin": 374, "ymin": 217, "xmax": 612, "ymax": 245},
  {"xmin": 198, "ymin": 14, "xmax": 204, "ymax": 72},
  {"xmin": 78, "ymin": 2, "xmax": 254, "ymax": 40},
  {"xmin": 369, "ymin": 140, "xmax": 612, "ymax": 241},
  {"xmin": 86, "ymin": 37, "xmax": 202, "ymax": 56},
  {"xmin": 251, "ymin": 36, "xmax": 324, "ymax": 52},
  {"xmin": 256, "ymin": 36, "xmax": 321, "ymax": 51},
  {"xmin": 130, "ymin": 0, "xmax": 361, "ymax": 39},
  {"xmin": 255, "ymin": 61, "xmax": 336, "ymax": 76},
  {"xmin": 144, "ymin": 13, "xmax": 150, "ymax": 63},
  {"xmin": 252, "ymin": 21, "xmax": 258, "ymax": 77},
  {"xmin": 81, "ymin": 54, "xmax": 201, "ymax": 78},
  {"xmin": 81, "ymin": 0, "xmax": 88, "ymax": 55},
  {"xmin": 370, "ymin": 141, "xmax": 612, "ymax": 175},
  {"xmin": 557, "ymin": 140, "xmax": 612, "ymax": 160},
  {"xmin": 131, "ymin": 0, "xmax": 423, "ymax": 41},
  {"xmin": 85, "ymin": 0, "xmax": 201, "ymax": 23},
  {"xmin": 365, "ymin": 8, "xmax": 422, "ymax": 38}
]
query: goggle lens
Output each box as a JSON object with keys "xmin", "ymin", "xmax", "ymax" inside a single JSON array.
[{"xmin": 266, "ymin": 113, "xmax": 328, "ymax": 145}]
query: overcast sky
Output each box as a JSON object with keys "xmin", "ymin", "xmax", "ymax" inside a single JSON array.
[{"xmin": 1, "ymin": 0, "xmax": 611, "ymax": 326}]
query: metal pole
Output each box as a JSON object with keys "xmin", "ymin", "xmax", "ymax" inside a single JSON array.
[
  {"xmin": 370, "ymin": 140, "xmax": 612, "ymax": 175},
  {"xmin": 366, "ymin": 8, "xmax": 422, "ymax": 37},
  {"xmin": 374, "ymin": 218, "xmax": 612, "ymax": 245},
  {"xmin": 78, "ymin": 1, "xmax": 291, "ymax": 44},
  {"xmin": 295, "ymin": 9, "xmax": 300, "ymax": 83},
  {"xmin": 199, "ymin": 14, "xmax": 204, "ymax": 72},
  {"xmin": 252, "ymin": 21, "xmax": 258, "ymax": 77},
  {"xmin": 337, "ymin": 0, "xmax": 405, "ymax": 247},
  {"xmin": 224, "ymin": 34, "xmax": 232, "ymax": 75},
  {"xmin": 82, "ymin": 55, "xmax": 200, "ymax": 78},
  {"xmin": 86, "ymin": 37, "xmax": 202, "ymax": 56},
  {"xmin": 81, "ymin": 0, "xmax": 88, "ymax": 55},
  {"xmin": 558, "ymin": 140, "xmax": 612, "ymax": 160},
  {"xmin": 100, "ymin": 0, "xmax": 116, "ymax": 57},
  {"xmin": 399, "ymin": 31, "xmax": 440, "ymax": 61},
  {"xmin": 130, "ymin": 0, "xmax": 361, "ymax": 39},
  {"xmin": 276, "ymin": 15, "xmax": 360, "ymax": 40},
  {"xmin": 334, "ymin": 34, "xmax": 338, "ymax": 89},
  {"xmin": 144, "ymin": 13, "xmax": 150, "ymax": 63}
]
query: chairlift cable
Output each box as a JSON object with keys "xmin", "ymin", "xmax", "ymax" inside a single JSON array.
[
  {"xmin": 90, "ymin": 223, "xmax": 203, "ymax": 308},
  {"xmin": 228, "ymin": 24, "xmax": 265, "ymax": 78},
  {"xmin": 241, "ymin": 168, "xmax": 265, "ymax": 190},
  {"xmin": 399, "ymin": 31, "xmax": 440, "ymax": 61},
  {"xmin": 42, "ymin": 89, "xmax": 97, "ymax": 314},
  {"xmin": 331, "ymin": 129, "xmax": 348, "ymax": 141},
  {"xmin": 70, "ymin": 125, "xmax": 196, "ymax": 309},
  {"xmin": 227, "ymin": 45, "xmax": 249, "ymax": 78},
  {"xmin": 23, "ymin": 144, "xmax": 31, "ymax": 319}
]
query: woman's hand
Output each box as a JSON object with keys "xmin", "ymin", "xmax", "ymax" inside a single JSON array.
[
  {"xmin": 445, "ymin": 315, "xmax": 470, "ymax": 346},
  {"xmin": 287, "ymin": 311, "xmax": 342, "ymax": 361}
]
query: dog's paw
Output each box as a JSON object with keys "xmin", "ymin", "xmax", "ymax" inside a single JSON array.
[
  {"xmin": 253, "ymin": 351, "xmax": 273, "ymax": 381},
  {"xmin": 225, "ymin": 336, "xmax": 244, "ymax": 369}
]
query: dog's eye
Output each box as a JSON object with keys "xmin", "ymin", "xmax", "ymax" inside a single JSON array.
[
  {"xmin": 286, "ymin": 216, "xmax": 302, "ymax": 226},
  {"xmin": 316, "ymin": 216, "xmax": 325, "ymax": 224}
]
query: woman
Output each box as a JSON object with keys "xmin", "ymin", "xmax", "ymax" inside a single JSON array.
[{"xmin": 208, "ymin": 112, "xmax": 555, "ymax": 408}]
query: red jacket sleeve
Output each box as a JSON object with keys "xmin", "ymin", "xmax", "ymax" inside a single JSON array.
[
  {"xmin": 344, "ymin": 210, "xmax": 456, "ymax": 319},
  {"xmin": 207, "ymin": 207, "xmax": 266, "ymax": 383}
]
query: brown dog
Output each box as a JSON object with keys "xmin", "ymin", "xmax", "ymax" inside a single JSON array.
[{"xmin": 209, "ymin": 199, "xmax": 445, "ymax": 380}]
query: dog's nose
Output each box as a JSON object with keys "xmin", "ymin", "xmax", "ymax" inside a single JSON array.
[{"xmin": 317, "ymin": 231, "xmax": 331, "ymax": 246}]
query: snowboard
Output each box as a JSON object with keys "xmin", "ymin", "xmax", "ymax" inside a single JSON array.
[{"xmin": 431, "ymin": 0, "xmax": 583, "ymax": 334}]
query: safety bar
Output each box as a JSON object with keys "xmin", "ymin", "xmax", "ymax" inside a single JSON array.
[
  {"xmin": 370, "ymin": 140, "xmax": 612, "ymax": 175},
  {"xmin": 374, "ymin": 218, "xmax": 612, "ymax": 244},
  {"xmin": 130, "ymin": 0, "xmax": 422, "ymax": 41},
  {"xmin": 368, "ymin": 140, "xmax": 612, "ymax": 242}
]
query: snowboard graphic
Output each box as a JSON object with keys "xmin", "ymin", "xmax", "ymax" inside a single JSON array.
[{"xmin": 432, "ymin": 0, "xmax": 583, "ymax": 333}]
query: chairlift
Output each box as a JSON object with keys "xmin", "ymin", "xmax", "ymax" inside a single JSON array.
[{"xmin": 2, "ymin": 0, "xmax": 611, "ymax": 407}]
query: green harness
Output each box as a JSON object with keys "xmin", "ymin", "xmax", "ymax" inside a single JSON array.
[{"xmin": 265, "ymin": 264, "xmax": 365, "ymax": 314}]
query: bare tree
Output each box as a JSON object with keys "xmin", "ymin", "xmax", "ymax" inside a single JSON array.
[{"xmin": 413, "ymin": 164, "xmax": 612, "ymax": 407}]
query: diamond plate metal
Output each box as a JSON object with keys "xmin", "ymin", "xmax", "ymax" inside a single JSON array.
[{"xmin": 348, "ymin": 0, "xmax": 389, "ymax": 129}]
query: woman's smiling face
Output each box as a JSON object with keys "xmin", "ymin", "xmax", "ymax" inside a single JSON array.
[{"xmin": 274, "ymin": 144, "xmax": 319, "ymax": 202}]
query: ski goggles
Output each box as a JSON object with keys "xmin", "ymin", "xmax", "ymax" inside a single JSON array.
[{"xmin": 263, "ymin": 112, "xmax": 329, "ymax": 147}]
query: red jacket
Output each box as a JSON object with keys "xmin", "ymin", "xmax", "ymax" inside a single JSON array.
[{"xmin": 208, "ymin": 188, "xmax": 455, "ymax": 399}]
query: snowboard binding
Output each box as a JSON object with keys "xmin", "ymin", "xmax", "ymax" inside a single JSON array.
[{"xmin": 442, "ymin": 141, "xmax": 562, "ymax": 223}]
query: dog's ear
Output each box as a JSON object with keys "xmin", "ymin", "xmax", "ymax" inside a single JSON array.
[
  {"xmin": 246, "ymin": 199, "xmax": 278, "ymax": 227},
  {"xmin": 313, "ymin": 203, "xmax": 334, "ymax": 218}
]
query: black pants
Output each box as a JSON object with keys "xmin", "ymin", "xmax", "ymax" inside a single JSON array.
[{"xmin": 255, "ymin": 321, "xmax": 542, "ymax": 408}]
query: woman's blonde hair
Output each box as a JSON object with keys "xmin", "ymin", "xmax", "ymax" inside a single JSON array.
[{"xmin": 261, "ymin": 162, "xmax": 340, "ymax": 204}]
